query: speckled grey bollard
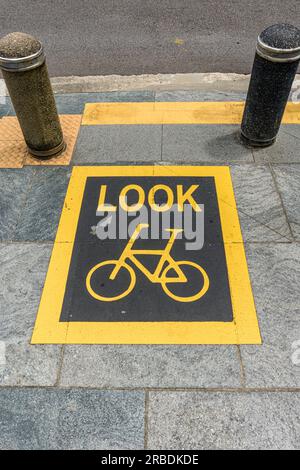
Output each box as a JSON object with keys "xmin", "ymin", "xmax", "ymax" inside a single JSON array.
[
  {"xmin": 241, "ymin": 24, "xmax": 300, "ymax": 148},
  {"xmin": 0, "ymin": 32, "xmax": 65, "ymax": 158}
]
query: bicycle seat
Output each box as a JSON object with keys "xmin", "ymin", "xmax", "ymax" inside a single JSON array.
[{"xmin": 165, "ymin": 228, "xmax": 184, "ymax": 234}]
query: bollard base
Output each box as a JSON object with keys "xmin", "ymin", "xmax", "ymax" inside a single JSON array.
[
  {"xmin": 240, "ymin": 132, "xmax": 276, "ymax": 148},
  {"xmin": 28, "ymin": 140, "xmax": 66, "ymax": 159}
]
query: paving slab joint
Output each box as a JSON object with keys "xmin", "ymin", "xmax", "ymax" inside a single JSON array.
[
  {"xmin": 237, "ymin": 345, "xmax": 247, "ymax": 387},
  {"xmin": 144, "ymin": 391, "xmax": 150, "ymax": 450},
  {"xmin": 269, "ymin": 163, "xmax": 295, "ymax": 241}
]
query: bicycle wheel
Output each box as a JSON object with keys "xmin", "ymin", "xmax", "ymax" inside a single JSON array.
[
  {"xmin": 86, "ymin": 260, "xmax": 136, "ymax": 302},
  {"xmin": 161, "ymin": 261, "xmax": 209, "ymax": 303}
]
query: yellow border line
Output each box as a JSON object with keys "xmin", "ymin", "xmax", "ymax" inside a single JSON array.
[
  {"xmin": 31, "ymin": 166, "xmax": 261, "ymax": 345},
  {"xmin": 82, "ymin": 102, "xmax": 300, "ymax": 125}
]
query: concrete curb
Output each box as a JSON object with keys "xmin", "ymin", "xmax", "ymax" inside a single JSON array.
[
  {"xmin": 0, "ymin": 73, "xmax": 248, "ymax": 95},
  {"xmin": 49, "ymin": 73, "xmax": 251, "ymax": 94},
  {"xmin": 1, "ymin": 73, "xmax": 251, "ymax": 95},
  {"xmin": 1, "ymin": 72, "xmax": 300, "ymax": 97}
]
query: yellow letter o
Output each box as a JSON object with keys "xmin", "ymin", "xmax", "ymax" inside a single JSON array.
[
  {"xmin": 148, "ymin": 185, "xmax": 174, "ymax": 212},
  {"xmin": 119, "ymin": 185, "xmax": 145, "ymax": 212}
]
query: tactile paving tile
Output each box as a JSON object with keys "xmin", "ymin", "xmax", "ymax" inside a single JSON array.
[
  {"xmin": 0, "ymin": 115, "xmax": 81, "ymax": 168},
  {"xmin": 0, "ymin": 116, "xmax": 23, "ymax": 141},
  {"xmin": 0, "ymin": 141, "xmax": 27, "ymax": 168}
]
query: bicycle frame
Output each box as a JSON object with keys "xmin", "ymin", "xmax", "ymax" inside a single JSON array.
[{"xmin": 110, "ymin": 223, "xmax": 187, "ymax": 284}]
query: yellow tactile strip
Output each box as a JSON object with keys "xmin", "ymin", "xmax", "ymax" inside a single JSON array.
[
  {"xmin": 0, "ymin": 115, "xmax": 81, "ymax": 168},
  {"xmin": 83, "ymin": 101, "xmax": 300, "ymax": 125}
]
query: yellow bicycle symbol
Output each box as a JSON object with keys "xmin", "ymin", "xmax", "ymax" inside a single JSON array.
[{"xmin": 86, "ymin": 223, "xmax": 209, "ymax": 303}]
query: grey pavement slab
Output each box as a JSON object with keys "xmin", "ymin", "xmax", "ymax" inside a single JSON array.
[
  {"xmin": 14, "ymin": 168, "xmax": 70, "ymax": 242},
  {"xmin": 272, "ymin": 164, "xmax": 300, "ymax": 241},
  {"xmin": 241, "ymin": 243, "xmax": 300, "ymax": 388},
  {"xmin": 162, "ymin": 125, "xmax": 253, "ymax": 163},
  {"xmin": 5, "ymin": 91, "xmax": 155, "ymax": 116},
  {"xmin": 147, "ymin": 392, "xmax": 300, "ymax": 450},
  {"xmin": 55, "ymin": 91, "xmax": 155, "ymax": 115},
  {"xmin": 253, "ymin": 126, "xmax": 300, "ymax": 164},
  {"xmin": 0, "ymin": 388, "xmax": 144, "ymax": 450},
  {"xmin": 0, "ymin": 243, "xmax": 61, "ymax": 386},
  {"xmin": 60, "ymin": 345, "xmax": 242, "ymax": 389},
  {"xmin": 0, "ymin": 169, "xmax": 33, "ymax": 242},
  {"xmin": 73, "ymin": 125, "xmax": 162, "ymax": 163},
  {"xmin": 230, "ymin": 165, "xmax": 292, "ymax": 242},
  {"xmin": 155, "ymin": 91, "xmax": 246, "ymax": 102}
]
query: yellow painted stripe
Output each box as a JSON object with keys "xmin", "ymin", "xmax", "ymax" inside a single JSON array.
[{"xmin": 82, "ymin": 102, "xmax": 300, "ymax": 125}]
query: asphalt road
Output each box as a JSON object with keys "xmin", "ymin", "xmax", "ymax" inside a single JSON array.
[{"xmin": 0, "ymin": 0, "xmax": 300, "ymax": 76}]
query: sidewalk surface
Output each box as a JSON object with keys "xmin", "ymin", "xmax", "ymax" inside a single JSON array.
[{"xmin": 0, "ymin": 89, "xmax": 300, "ymax": 450}]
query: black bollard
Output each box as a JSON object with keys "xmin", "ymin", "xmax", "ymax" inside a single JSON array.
[
  {"xmin": 0, "ymin": 32, "xmax": 65, "ymax": 158},
  {"xmin": 241, "ymin": 24, "xmax": 300, "ymax": 148}
]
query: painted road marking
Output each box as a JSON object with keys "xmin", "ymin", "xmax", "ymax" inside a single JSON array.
[
  {"xmin": 82, "ymin": 102, "xmax": 300, "ymax": 125},
  {"xmin": 31, "ymin": 166, "xmax": 261, "ymax": 345}
]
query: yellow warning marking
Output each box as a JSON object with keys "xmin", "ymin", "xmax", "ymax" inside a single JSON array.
[
  {"xmin": 31, "ymin": 166, "xmax": 261, "ymax": 345},
  {"xmin": 82, "ymin": 102, "xmax": 300, "ymax": 125}
]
